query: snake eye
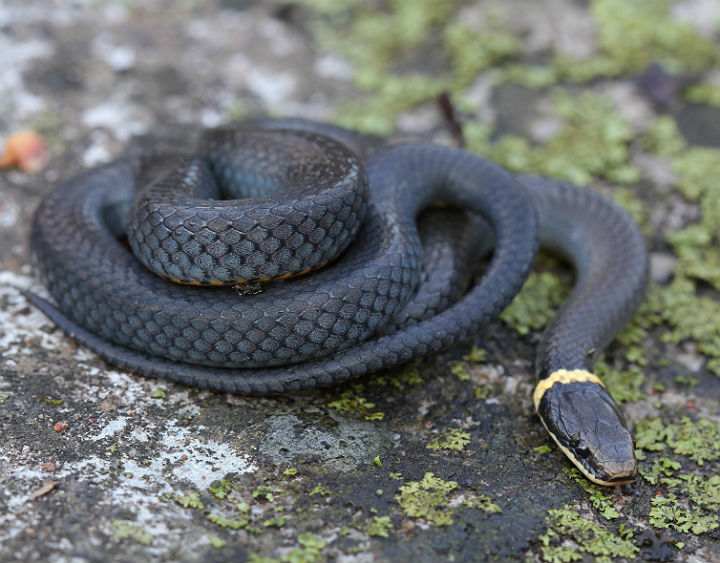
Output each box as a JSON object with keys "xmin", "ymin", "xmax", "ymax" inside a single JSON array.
[{"xmin": 574, "ymin": 440, "xmax": 590, "ymax": 459}]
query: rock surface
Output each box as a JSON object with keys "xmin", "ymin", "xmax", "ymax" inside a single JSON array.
[{"xmin": 1, "ymin": 1, "xmax": 720, "ymax": 562}]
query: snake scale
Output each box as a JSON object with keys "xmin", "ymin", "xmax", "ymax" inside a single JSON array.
[{"xmin": 23, "ymin": 119, "xmax": 648, "ymax": 485}]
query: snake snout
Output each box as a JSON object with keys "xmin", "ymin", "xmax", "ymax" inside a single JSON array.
[{"xmin": 536, "ymin": 373, "xmax": 637, "ymax": 486}]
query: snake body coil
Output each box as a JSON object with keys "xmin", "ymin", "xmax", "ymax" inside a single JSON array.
[{"xmin": 25, "ymin": 120, "xmax": 648, "ymax": 486}]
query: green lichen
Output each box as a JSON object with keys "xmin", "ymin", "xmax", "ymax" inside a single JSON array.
[
  {"xmin": 538, "ymin": 508, "xmax": 638, "ymax": 562},
  {"xmin": 463, "ymin": 494, "xmax": 502, "ymax": 514},
  {"xmin": 248, "ymin": 532, "xmax": 327, "ymax": 563},
  {"xmin": 640, "ymin": 115, "xmax": 687, "ymax": 158},
  {"xmin": 209, "ymin": 479, "xmax": 233, "ymax": 500},
  {"xmin": 649, "ymin": 494, "xmax": 719, "ymax": 534},
  {"xmin": 207, "ymin": 534, "xmax": 226, "ymax": 548},
  {"xmin": 468, "ymin": 91, "xmax": 639, "ymax": 186},
  {"xmin": 0, "ymin": 391, "xmax": 10, "ymax": 404},
  {"xmin": 449, "ymin": 361, "xmax": 472, "ymax": 381},
  {"xmin": 594, "ymin": 360, "xmax": 645, "ymax": 404},
  {"xmin": 327, "ymin": 387, "xmax": 384, "ymax": 421},
  {"xmin": 111, "ymin": 519, "xmax": 152, "ymax": 545},
  {"xmin": 635, "ymin": 417, "xmax": 668, "ymax": 452},
  {"xmin": 395, "ymin": 472, "xmax": 458, "ymax": 526},
  {"xmin": 176, "ymin": 492, "xmax": 204, "ymax": 509},
  {"xmin": 252, "ymin": 485, "xmax": 276, "ymax": 502},
  {"xmin": 426, "ymin": 427, "xmax": 471, "ymax": 451},
  {"xmin": 554, "ymin": 0, "xmax": 718, "ymax": 82},
  {"xmin": 674, "ymin": 375, "xmax": 699, "ymax": 387},
  {"xmin": 667, "ymin": 147, "xmax": 720, "ymax": 293},
  {"xmin": 363, "ymin": 515, "xmax": 393, "ymax": 538},
  {"xmin": 263, "ymin": 516, "xmax": 287, "ymax": 528},
  {"xmin": 371, "ymin": 359, "xmax": 424, "ymax": 388},
  {"xmin": 662, "ymin": 473, "xmax": 720, "ymax": 511},
  {"xmin": 638, "ymin": 457, "xmax": 681, "ymax": 486},
  {"xmin": 497, "ymin": 64, "xmax": 558, "ymax": 89},
  {"xmin": 310, "ymin": 485, "xmax": 331, "ymax": 496},
  {"xmin": 207, "ymin": 513, "xmax": 248, "ymax": 530},
  {"xmin": 499, "ymin": 272, "xmax": 569, "ymax": 335},
  {"xmin": 296, "ymin": 0, "xmax": 466, "ymax": 134},
  {"xmin": 685, "ymin": 81, "xmax": 720, "ymax": 107},
  {"xmin": 639, "ymin": 280, "xmax": 720, "ymax": 376},
  {"xmin": 150, "ymin": 388, "xmax": 166, "ymax": 399},
  {"xmin": 635, "ymin": 417, "xmax": 720, "ymax": 465},
  {"xmin": 443, "ymin": 22, "xmax": 521, "ymax": 87},
  {"xmin": 463, "ymin": 346, "xmax": 487, "ymax": 362},
  {"xmin": 565, "ymin": 469, "xmax": 619, "ymax": 520},
  {"xmin": 37, "ymin": 397, "xmax": 64, "ymax": 405},
  {"xmin": 666, "ymin": 418, "xmax": 720, "ymax": 465}
]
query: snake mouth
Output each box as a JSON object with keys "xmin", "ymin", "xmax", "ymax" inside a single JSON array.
[{"xmin": 535, "ymin": 370, "xmax": 637, "ymax": 486}]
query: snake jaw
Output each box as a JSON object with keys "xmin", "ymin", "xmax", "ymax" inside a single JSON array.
[{"xmin": 535, "ymin": 370, "xmax": 637, "ymax": 486}]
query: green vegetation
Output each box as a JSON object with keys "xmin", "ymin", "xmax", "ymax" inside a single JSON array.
[
  {"xmin": 111, "ymin": 519, "xmax": 152, "ymax": 545},
  {"xmin": 395, "ymin": 472, "xmax": 459, "ymax": 525},
  {"xmin": 426, "ymin": 427, "xmax": 471, "ymax": 451},
  {"xmin": 538, "ymin": 508, "xmax": 638, "ymax": 562}
]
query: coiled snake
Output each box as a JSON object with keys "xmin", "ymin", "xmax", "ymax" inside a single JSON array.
[{"xmin": 24, "ymin": 119, "xmax": 648, "ymax": 486}]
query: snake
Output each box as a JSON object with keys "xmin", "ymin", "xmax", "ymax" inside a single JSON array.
[{"xmin": 23, "ymin": 119, "xmax": 648, "ymax": 486}]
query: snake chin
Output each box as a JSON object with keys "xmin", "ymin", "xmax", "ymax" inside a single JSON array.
[{"xmin": 537, "ymin": 377, "xmax": 637, "ymax": 486}]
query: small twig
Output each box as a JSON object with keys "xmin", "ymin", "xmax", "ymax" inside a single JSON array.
[{"xmin": 437, "ymin": 92, "xmax": 466, "ymax": 149}]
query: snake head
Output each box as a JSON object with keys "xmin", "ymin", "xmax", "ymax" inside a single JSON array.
[{"xmin": 534, "ymin": 370, "xmax": 637, "ymax": 486}]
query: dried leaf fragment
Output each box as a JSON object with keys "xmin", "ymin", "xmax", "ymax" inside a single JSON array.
[{"xmin": 0, "ymin": 130, "xmax": 49, "ymax": 173}]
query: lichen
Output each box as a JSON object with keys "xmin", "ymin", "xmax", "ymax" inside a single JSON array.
[
  {"xmin": 638, "ymin": 457, "xmax": 681, "ymax": 486},
  {"xmin": 207, "ymin": 513, "xmax": 248, "ymax": 530},
  {"xmin": 499, "ymin": 272, "xmax": 569, "ymax": 335},
  {"xmin": 554, "ymin": 0, "xmax": 719, "ymax": 82},
  {"xmin": 594, "ymin": 360, "xmax": 645, "ymax": 404},
  {"xmin": 685, "ymin": 82, "xmax": 720, "ymax": 107},
  {"xmin": 666, "ymin": 147, "xmax": 720, "ymax": 295},
  {"xmin": 37, "ymin": 397, "xmax": 64, "ymax": 405},
  {"xmin": 326, "ymin": 386, "xmax": 385, "ymax": 421},
  {"xmin": 649, "ymin": 494, "xmax": 719, "ymax": 535},
  {"xmin": 209, "ymin": 479, "xmax": 233, "ymax": 500},
  {"xmin": 395, "ymin": 472, "xmax": 458, "ymax": 526},
  {"xmin": 111, "ymin": 519, "xmax": 152, "ymax": 545},
  {"xmin": 443, "ymin": 22, "xmax": 521, "ymax": 87},
  {"xmin": 462, "ymin": 494, "xmax": 502, "ymax": 514},
  {"xmin": 248, "ymin": 533, "xmax": 326, "ymax": 563},
  {"xmin": 640, "ymin": 115, "xmax": 686, "ymax": 158},
  {"xmin": 253, "ymin": 485, "xmax": 277, "ymax": 502},
  {"xmin": 176, "ymin": 492, "xmax": 204, "ymax": 509},
  {"xmin": 635, "ymin": 417, "xmax": 720, "ymax": 465},
  {"xmin": 538, "ymin": 508, "xmax": 638, "ymax": 562},
  {"xmin": 363, "ymin": 515, "xmax": 393, "ymax": 537},
  {"xmin": 565, "ymin": 469, "xmax": 619, "ymax": 520},
  {"xmin": 426, "ymin": 427, "xmax": 471, "ymax": 451}
]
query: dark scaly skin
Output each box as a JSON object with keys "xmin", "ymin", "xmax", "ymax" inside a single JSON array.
[
  {"xmin": 522, "ymin": 176, "xmax": 648, "ymax": 485},
  {"xmin": 128, "ymin": 129, "xmax": 368, "ymax": 285},
  {"xmin": 25, "ymin": 121, "xmax": 649, "ymax": 485},
  {"xmin": 29, "ymin": 140, "xmax": 537, "ymax": 370}
]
